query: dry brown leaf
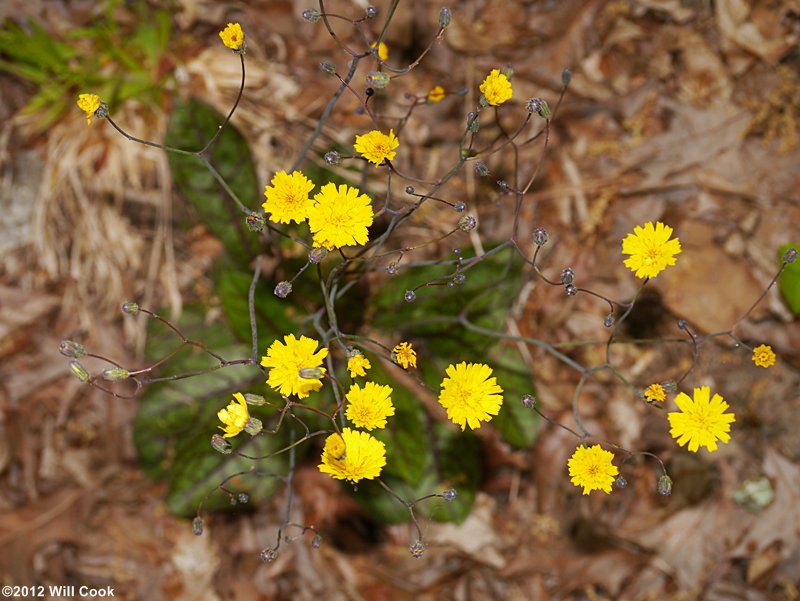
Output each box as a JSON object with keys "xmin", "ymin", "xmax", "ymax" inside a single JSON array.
[{"xmin": 716, "ymin": 0, "xmax": 798, "ymax": 64}]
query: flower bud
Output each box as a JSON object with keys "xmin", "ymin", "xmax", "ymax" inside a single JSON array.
[
  {"xmin": 657, "ymin": 473, "xmax": 673, "ymax": 496},
  {"xmin": 366, "ymin": 71, "xmax": 391, "ymax": 88},
  {"xmin": 521, "ymin": 393, "xmax": 536, "ymax": 409},
  {"xmin": 192, "ymin": 516, "xmax": 204, "ymax": 536},
  {"xmin": 466, "ymin": 111, "xmax": 479, "ymax": 132},
  {"xmin": 274, "ymin": 281, "xmax": 292, "ymax": 298},
  {"xmin": 442, "ymin": 488, "xmax": 457, "ymax": 501},
  {"xmin": 409, "ymin": 540, "xmax": 425, "ymax": 558},
  {"xmin": 526, "ymin": 97, "xmax": 544, "ymax": 114},
  {"xmin": 438, "ymin": 7, "xmax": 452, "ymax": 27},
  {"xmin": 459, "ymin": 215, "xmax": 477, "ymax": 232},
  {"xmin": 677, "ymin": 320, "xmax": 688, "ymax": 330},
  {"xmin": 565, "ymin": 284, "xmax": 577, "ymax": 296},
  {"xmin": 121, "ymin": 301, "xmax": 139, "ymax": 315},
  {"xmin": 309, "ymin": 247, "xmax": 328, "ymax": 264},
  {"xmin": 453, "ymin": 273, "xmax": 466, "ymax": 285},
  {"xmin": 366, "ymin": 6, "xmax": 377, "ymax": 18},
  {"xmin": 405, "ymin": 185, "xmax": 415, "ymax": 194},
  {"xmin": 386, "ymin": 262, "xmax": 399, "ymax": 276},
  {"xmin": 324, "ymin": 151, "xmax": 340, "ymax": 165},
  {"xmin": 661, "ymin": 380, "xmax": 678, "ymax": 393},
  {"xmin": 532, "ymin": 227, "xmax": 549, "ymax": 246},
  {"xmin": 246, "ymin": 213, "xmax": 265, "ymax": 232},
  {"xmin": 614, "ymin": 476, "xmax": 628, "ymax": 489},
  {"xmin": 474, "ymin": 162, "xmax": 489, "ymax": 177},
  {"xmin": 59, "ymin": 340, "xmax": 86, "ymax": 358},
  {"xmin": 603, "ymin": 313, "xmax": 615, "ymax": 328},
  {"xmin": 561, "ymin": 267, "xmax": 575, "ymax": 285},
  {"xmin": 211, "ymin": 434, "xmax": 233, "ymax": 454},
  {"xmin": 562, "ymin": 68, "xmax": 572, "ymax": 86},
  {"xmin": 69, "ymin": 360, "xmax": 90, "ymax": 383},
  {"xmin": 302, "ymin": 8, "xmax": 320, "ymax": 22},
  {"xmin": 102, "ymin": 367, "xmax": 130, "ymax": 381},
  {"xmin": 454, "ymin": 201, "xmax": 466, "ymax": 212},
  {"xmin": 245, "ymin": 417, "xmax": 263, "ymax": 436},
  {"xmin": 536, "ymin": 99, "xmax": 552, "ymax": 119},
  {"xmin": 244, "ymin": 393, "xmax": 266, "ymax": 406},
  {"xmin": 259, "ymin": 548, "xmax": 277, "ymax": 563},
  {"xmin": 404, "ymin": 290, "xmax": 417, "ymax": 303},
  {"xmin": 497, "ymin": 179, "xmax": 508, "ymax": 190},
  {"xmin": 299, "ymin": 367, "xmax": 325, "ymax": 380},
  {"xmin": 238, "ymin": 493, "xmax": 249, "ymax": 503},
  {"xmin": 783, "ymin": 247, "xmax": 798, "ymax": 263},
  {"xmin": 320, "ymin": 60, "xmax": 336, "ymax": 75},
  {"xmin": 311, "ymin": 534, "xmax": 323, "ymax": 548}
]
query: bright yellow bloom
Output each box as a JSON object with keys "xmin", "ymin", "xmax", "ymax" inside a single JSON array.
[
  {"xmin": 262, "ymin": 170, "xmax": 315, "ymax": 224},
  {"xmin": 427, "ymin": 85, "xmax": 445, "ymax": 103},
  {"xmin": 217, "ymin": 392, "xmax": 249, "ymax": 438},
  {"xmin": 307, "ymin": 183, "xmax": 374, "ymax": 250},
  {"xmin": 438, "ymin": 362, "xmax": 503, "ymax": 430},
  {"xmin": 568, "ymin": 444, "xmax": 619, "ymax": 495},
  {"xmin": 644, "ymin": 383, "xmax": 666, "ymax": 403},
  {"xmin": 77, "ymin": 93, "xmax": 101, "ymax": 125},
  {"xmin": 752, "ymin": 344, "xmax": 776, "ymax": 368},
  {"xmin": 668, "ymin": 386, "xmax": 735, "ymax": 452},
  {"xmin": 318, "ymin": 428, "xmax": 386, "ymax": 483},
  {"xmin": 261, "ymin": 334, "xmax": 328, "ymax": 398},
  {"xmin": 621, "ymin": 221, "xmax": 682, "ymax": 279},
  {"xmin": 392, "ymin": 342, "xmax": 416, "ymax": 369},
  {"xmin": 219, "ymin": 22, "xmax": 244, "ymax": 50},
  {"xmin": 345, "ymin": 381, "xmax": 395, "ymax": 430},
  {"xmin": 354, "ymin": 129, "xmax": 399, "ymax": 166},
  {"xmin": 370, "ymin": 41, "xmax": 389, "ymax": 62},
  {"xmin": 480, "ymin": 69, "xmax": 512, "ymax": 106},
  {"xmin": 347, "ymin": 352, "xmax": 371, "ymax": 378}
]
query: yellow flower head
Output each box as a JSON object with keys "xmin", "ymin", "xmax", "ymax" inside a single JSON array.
[
  {"xmin": 438, "ymin": 362, "xmax": 504, "ymax": 430},
  {"xmin": 752, "ymin": 344, "xmax": 776, "ymax": 368},
  {"xmin": 568, "ymin": 444, "xmax": 619, "ymax": 495},
  {"xmin": 219, "ymin": 22, "xmax": 245, "ymax": 51},
  {"xmin": 668, "ymin": 386, "xmax": 736, "ymax": 452},
  {"xmin": 345, "ymin": 381, "xmax": 395, "ymax": 430},
  {"xmin": 621, "ymin": 221, "xmax": 682, "ymax": 279},
  {"xmin": 644, "ymin": 383, "xmax": 666, "ymax": 403},
  {"xmin": 318, "ymin": 428, "xmax": 386, "ymax": 483},
  {"xmin": 307, "ymin": 183, "xmax": 374, "ymax": 250},
  {"xmin": 392, "ymin": 342, "xmax": 416, "ymax": 369},
  {"xmin": 217, "ymin": 392, "xmax": 249, "ymax": 438},
  {"xmin": 354, "ymin": 129, "xmax": 399, "ymax": 166},
  {"xmin": 480, "ymin": 69, "xmax": 513, "ymax": 106},
  {"xmin": 261, "ymin": 334, "xmax": 329, "ymax": 398},
  {"xmin": 347, "ymin": 351, "xmax": 371, "ymax": 378},
  {"xmin": 370, "ymin": 41, "xmax": 389, "ymax": 62},
  {"xmin": 77, "ymin": 93, "xmax": 102, "ymax": 125},
  {"xmin": 262, "ymin": 170, "xmax": 315, "ymax": 224},
  {"xmin": 427, "ymin": 85, "xmax": 446, "ymax": 103}
]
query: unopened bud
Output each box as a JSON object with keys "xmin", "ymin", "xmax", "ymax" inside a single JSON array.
[
  {"xmin": 366, "ymin": 71, "xmax": 391, "ymax": 88},
  {"xmin": 59, "ymin": 340, "xmax": 86, "ymax": 358},
  {"xmin": 259, "ymin": 548, "xmax": 278, "ymax": 563},
  {"xmin": 404, "ymin": 290, "xmax": 417, "ymax": 303},
  {"xmin": 562, "ymin": 68, "xmax": 572, "ymax": 86},
  {"xmin": 320, "ymin": 60, "xmax": 336, "ymax": 75},
  {"xmin": 657, "ymin": 473, "xmax": 673, "ymax": 496},
  {"xmin": 386, "ymin": 262, "xmax": 399, "ymax": 276},
  {"xmin": 238, "ymin": 493, "xmax": 249, "ymax": 503},
  {"xmin": 405, "ymin": 186, "xmax": 415, "ymax": 194},
  {"xmin": 783, "ymin": 247, "xmax": 798, "ymax": 263},
  {"xmin": 309, "ymin": 247, "xmax": 328, "ymax": 264},
  {"xmin": 244, "ymin": 393, "xmax": 266, "ymax": 406},
  {"xmin": 442, "ymin": 488, "xmax": 457, "ymax": 501},
  {"xmin": 454, "ymin": 201, "xmax": 466, "ymax": 212},
  {"xmin": 299, "ymin": 367, "xmax": 325, "ymax": 380},
  {"xmin": 438, "ymin": 7, "xmax": 452, "ymax": 27},
  {"xmin": 536, "ymin": 99, "xmax": 552, "ymax": 119},
  {"xmin": 614, "ymin": 476, "xmax": 628, "ymax": 489},
  {"xmin": 565, "ymin": 284, "xmax": 577, "ymax": 296},
  {"xmin": 366, "ymin": 6, "xmax": 377, "ymax": 18},
  {"xmin": 453, "ymin": 273, "xmax": 466, "ymax": 285},
  {"xmin": 661, "ymin": 380, "xmax": 678, "ymax": 393},
  {"xmin": 409, "ymin": 540, "xmax": 425, "ymax": 558},
  {"xmin": 211, "ymin": 434, "xmax": 232, "ymax": 454},
  {"xmin": 521, "ymin": 393, "xmax": 536, "ymax": 409},
  {"xmin": 466, "ymin": 111, "xmax": 479, "ymax": 132},
  {"xmin": 192, "ymin": 516, "xmax": 204, "ymax": 536},
  {"xmin": 102, "ymin": 367, "xmax": 130, "ymax": 381},
  {"xmin": 532, "ymin": 227, "xmax": 549, "ymax": 246},
  {"xmin": 121, "ymin": 301, "xmax": 139, "ymax": 315},
  {"xmin": 459, "ymin": 215, "xmax": 477, "ymax": 232},
  {"xmin": 677, "ymin": 320, "xmax": 688, "ymax": 331},
  {"xmin": 561, "ymin": 267, "xmax": 575, "ymax": 285},
  {"xmin": 324, "ymin": 151, "xmax": 340, "ymax": 165},
  {"xmin": 603, "ymin": 313, "xmax": 615, "ymax": 328},
  {"xmin": 302, "ymin": 8, "xmax": 320, "ymax": 22},
  {"xmin": 246, "ymin": 213, "xmax": 265, "ymax": 232},
  {"xmin": 474, "ymin": 162, "xmax": 489, "ymax": 177},
  {"xmin": 311, "ymin": 534, "xmax": 323, "ymax": 548},
  {"xmin": 244, "ymin": 417, "xmax": 263, "ymax": 436},
  {"xmin": 274, "ymin": 281, "xmax": 292, "ymax": 298},
  {"xmin": 497, "ymin": 179, "xmax": 509, "ymax": 190},
  {"xmin": 69, "ymin": 360, "xmax": 90, "ymax": 383}
]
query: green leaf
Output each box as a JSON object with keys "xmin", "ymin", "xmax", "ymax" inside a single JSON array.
[
  {"xmin": 133, "ymin": 304, "xmax": 291, "ymax": 516},
  {"xmin": 778, "ymin": 243, "xmax": 800, "ymax": 316},
  {"xmin": 165, "ymin": 98, "xmax": 260, "ymax": 265}
]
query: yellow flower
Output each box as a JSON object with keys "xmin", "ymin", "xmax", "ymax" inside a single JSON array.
[
  {"xmin": 752, "ymin": 344, "xmax": 776, "ymax": 368},
  {"xmin": 307, "ymin": 183, "xmax": 374, "ymax": 250},
  {"xmin": 318, "ymin": 428, "xmax": 386, "ymax": 483},
  {"xmin": 261, "ymin": 334, "xmax": 328, "ymax": 398},
  {"xmin": 217, "ymin": 392, "xmax": 249, "ymax": 438},
  {"xmin": 438, "ymin": 362, "xmax": 504, "ymax": 430},
  {"xmin": 427, "ymin": 85, "xmax": 446, "ymax": 103},
  {"xmin": 644, "ymin": 383, "xmax": 666, "ymax": 403},
  {"xmin": 219, "ymin": 22, "xmax": 245, "ymax": 50},
  {"xmin": 77, "ymin": 93, "xmax": 101, "ymax": 125},
  {"xmin": 621, "ymin": 221, "xmax": 682, "ymax": 279},
  {"xmin": 354, "ymin": 129, "xmax": 399, "ymax": 166},
  {"xmin": 262, "ymin": 170, "xmax": 315, "ymax": 224},
  {"xmin": 479, "ymin": 69, "xmax": 512, "ymax": 106},
  {"xmin": 568, "ymin": 444, "xmax": 619, "ymax": 495},
  {"xmin": 668, "ymin": 386, "xmax": 736, "ymax": 453},
  {"xmin": 392, "ymin": 342, "xmax": 416, "ymax": 369},
  {"xmin": 347, "ymin": 351, "xmax": 371, "ymax": 378},
  {"xmin": 370, "ymin": 41, "xmax": 389, "ymax": 62},
  {"xmin": 345, "ymin": 381, "xmax": 395, "ymax": 430}
]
